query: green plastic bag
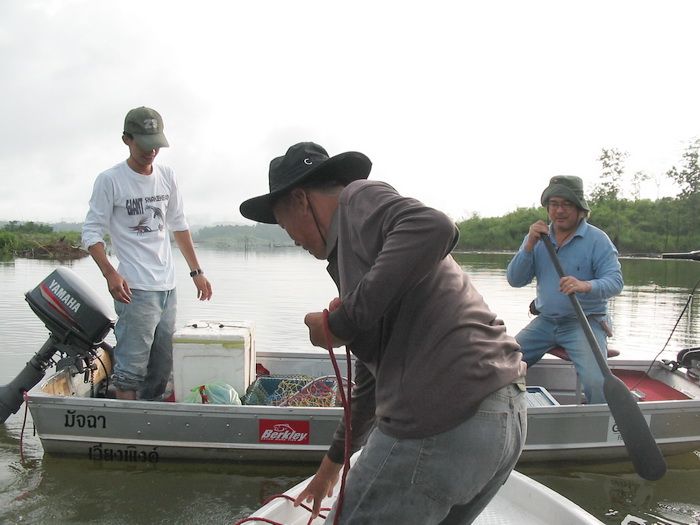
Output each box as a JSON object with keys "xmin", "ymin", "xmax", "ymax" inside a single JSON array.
[{"xmin": 182, "ymin": 382, "xmax": 241, "ymax": 405}]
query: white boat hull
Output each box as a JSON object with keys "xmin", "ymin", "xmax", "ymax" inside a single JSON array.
[{"xmin": 244, "ymin": 452, "xmax": 604, "ymax": 524}]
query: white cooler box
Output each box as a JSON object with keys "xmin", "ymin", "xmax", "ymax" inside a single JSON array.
[{"xmin": 172, "ymin": 320, "xmax": 256, "ymax": 402}]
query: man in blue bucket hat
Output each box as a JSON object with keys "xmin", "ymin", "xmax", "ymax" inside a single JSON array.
[
  {"xmin": 507, "ymin": 175, "xmax": 623, "ymax": 404},
  {"xmin": 240, "ymin": 142, "xmax": 527, "ymax": 524}
]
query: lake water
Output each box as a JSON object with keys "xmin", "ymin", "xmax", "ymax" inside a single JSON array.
[{"xmin": 1, "ymin": 248, "xmax": 699, "ymax": 524}]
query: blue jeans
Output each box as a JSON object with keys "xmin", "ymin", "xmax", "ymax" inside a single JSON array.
[
  {"xmin": 112, "ymin": 289, "xmax": 177, "ymax": 400},
  {"xmin": 325, "ymin": 383, "xmax": 527, "ymax": 524},
  {"xmin": 516, "ymin": 315, "xmax": 608, "ymax": 404}
]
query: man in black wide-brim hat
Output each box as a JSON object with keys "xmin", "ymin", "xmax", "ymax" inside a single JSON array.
[{"xmin": 240, "ymin": 142, "xmax": 527, "ymax": 524}]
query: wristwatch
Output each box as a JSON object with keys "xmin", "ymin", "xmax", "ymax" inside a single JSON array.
[{"xmin": 189, "ymin": 269, "xmax": 203, "ymax": 277}]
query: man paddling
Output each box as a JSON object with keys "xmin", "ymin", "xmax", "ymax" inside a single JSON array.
[
  {"xmin": 507, "ymin": 176, "xmax": 623, "ymax": 404},
  {"xmin": 240, "ymin": 142, "xmax": 527, "ymax": 524}
]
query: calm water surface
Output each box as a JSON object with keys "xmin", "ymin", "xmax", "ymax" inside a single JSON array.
[{"xmin": 1, "ymin": 248, "xmax": 698, "ymax": 524}]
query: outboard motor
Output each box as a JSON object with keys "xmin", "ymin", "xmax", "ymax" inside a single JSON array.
[
  {"xmin": 677, "ymin": 347, "xmax": 700, "ymax": 382},
  {"xmin": 0, "ymin": 267, "xmax": 114, "ymax": 423},
  {"xmin": 659, "ymin": 250, "xmax": 700, "ymax": 381}
]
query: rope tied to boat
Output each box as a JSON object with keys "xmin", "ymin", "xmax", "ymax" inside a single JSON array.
[
  {"xmin": 233, "ymin": 494, "xmax": 331, "ymax": 524},
  {"xmin": 19, "ymin": 391, "xmax": 30, "ymax": 465},
  {"xmin": 322, "ymin": 308, "xmax": 353, "ymax": 525},
  {"xmin": 11, "ymin": 390, "xmax": 48, "ymax": 504},
  {"xmin": 233, "ymin": 309, "xmax": 353, "ymax": 525}
]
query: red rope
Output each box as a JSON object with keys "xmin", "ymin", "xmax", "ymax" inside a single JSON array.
[
  {"xmin": 322, "ymin": 309, "xmax": 353, "ymax": 525},
  {"xmin": 234, "ymin": 311, "xmax": 353, "ymax": 525},
  {"xmin": 232, "ymin": 494, "xmax": 329, "ymax": 524},
  {"xmin": 19, "ymin": 391, "xmax": 30, "ymax": 464},
  {"xmin": 260, "ymin": 494, "xmax": 330, "ymax": 516},
  {"xmin": 12, "ymin": 391, "xmax": 48, "ymax": 503}
]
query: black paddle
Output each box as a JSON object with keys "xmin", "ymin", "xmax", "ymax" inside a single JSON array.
[{"xmin": 540, "ymin": 233, "xmax": 667, "ymax": 481}]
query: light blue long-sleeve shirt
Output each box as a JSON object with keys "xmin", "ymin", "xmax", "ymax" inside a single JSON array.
[{"xmin": 506, "ymin": 219, "xmax": 623, "ymax": 318}]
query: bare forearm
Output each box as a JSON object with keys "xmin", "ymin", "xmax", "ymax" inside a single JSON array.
[
  {"xmin": 172, "ymin": 230, "xmax": 201, "ymax": 272},
  {"xmin": 173, "ymin": 230, "xmax": 213, "ymax": 301},
  {"xmin": 88, "ymin": 243, "xmax": 117, "ymax": 278},
  {"xmin": 87, "ymin": 243, "xmax": 131, "ymax": 303}
]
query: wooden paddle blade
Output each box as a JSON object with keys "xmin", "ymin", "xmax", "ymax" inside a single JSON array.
[{"xmin": 604, "ymin": 375, "xmax": 667, "ymax": 481}]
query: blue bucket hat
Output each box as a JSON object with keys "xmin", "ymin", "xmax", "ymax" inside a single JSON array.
[{"xmin": 540, "ymin": 175, "xmax": 590, "ymax": 212}]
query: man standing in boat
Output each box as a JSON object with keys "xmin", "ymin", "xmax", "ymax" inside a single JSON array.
[
  {"xmin": 240, "ymin": 142, "xmax": 527, "ymax": 524},
  {"xmin": 82, "ymin": 106, "xmax": 213, "ymax": 401},
  {"xmin": 507, "ymin": 176, "xmax": 623, "ymax": 404}
]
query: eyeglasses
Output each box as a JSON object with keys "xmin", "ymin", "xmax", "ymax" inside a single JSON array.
[{"xmin": 547, "ymin": 200, "xmax": 576, "ymax": 210}]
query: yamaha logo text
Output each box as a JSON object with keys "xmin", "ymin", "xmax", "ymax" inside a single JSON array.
[{"xmin": 49, "ymin": 280, "xmax": 81, "ymax": 313}]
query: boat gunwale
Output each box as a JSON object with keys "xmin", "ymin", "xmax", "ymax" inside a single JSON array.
[{"xmin": 23, "ymin": 353, "xmax": 700, "ymax": 464}]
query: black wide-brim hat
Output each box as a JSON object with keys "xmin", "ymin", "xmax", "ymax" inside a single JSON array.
[{"xmin": 240, "ymin": 142, "xmax": 372, "ymax": 224}]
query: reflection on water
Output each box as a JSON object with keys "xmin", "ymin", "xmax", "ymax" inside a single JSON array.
[
  {"xmin": 0, "ymin": 248, "xmax": 699, "ymax": 524},
  {"xmin": 4, "ymin": 455, "xmax": 316, "ymax": 525},
  {"xmin": 518, "ymin": 451, "xmax": 700, "ymax": 525}
]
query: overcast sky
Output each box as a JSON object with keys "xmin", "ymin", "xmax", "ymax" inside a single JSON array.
[{"xmin": 1, "ymin": 1, "xmax": 698, "ymax": 226}]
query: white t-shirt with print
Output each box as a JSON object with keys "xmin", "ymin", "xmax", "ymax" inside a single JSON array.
[{"xmin": 82, "ymin": 160, "xmax": 189, "ymax": 291}]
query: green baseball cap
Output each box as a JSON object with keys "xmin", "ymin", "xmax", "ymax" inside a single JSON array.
[
  {"xmin": 540, "ymin": 175, "xmax": 590, "ymax": 212},
  {"xmin": 123, "ymin": 107, "xmax": 169, "ymax": 150}
]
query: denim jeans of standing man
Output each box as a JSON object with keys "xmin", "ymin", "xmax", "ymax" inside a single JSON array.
[
  {"xmin": 324, "ymin": 382, "xmax": 527, "ymax": 524},
  {"xmin": 112, "ymin": 288, "xmax": 177, "ymax": 400}
]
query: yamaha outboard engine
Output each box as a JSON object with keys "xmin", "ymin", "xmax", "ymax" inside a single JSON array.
[{"xmin": 0, "ymin": 267, "xmax": 114, "ymax": 423}]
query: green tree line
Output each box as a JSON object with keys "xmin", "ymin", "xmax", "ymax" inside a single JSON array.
[
  {"xmin": 0, "ymin": 221, "xmax": 293, "ymax": 259},
  {"xmin": 455, "ymin": 197, "xmax": 697, "ymax": 254},
  {"xmin": 194, "ymin": 223, "xmax": 293, "ymax": 247},
  {"xmin": 0, "ymin": 222, "xmax": 84, "ymax": 260},
  {"xmin": 3, "ymin": 137, "xmax": 700, "ymax": 257},
  {"xmin": 456, "ymin": 139, "xmax": 700, "ymax": 255}
]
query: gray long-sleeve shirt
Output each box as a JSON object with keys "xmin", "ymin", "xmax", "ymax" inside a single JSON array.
[{"xmin": 325, "ymin": 180, "xmax": 525, "ymax": 463}]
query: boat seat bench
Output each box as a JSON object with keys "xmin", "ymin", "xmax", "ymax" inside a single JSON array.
[
  {"xmin": 546, "ymin": 346, "xmax": 690, "ymax": 402},
  {"xmin": 547, "ymin": 346, "xmax": 620, "ymax": 360}
]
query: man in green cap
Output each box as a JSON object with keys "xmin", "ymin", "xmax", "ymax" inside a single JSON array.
[
  {"xmin": 82, "ymin": 107, "xmax": 213, "ymax": 401},
  {"xmin": 507, "ymin": 175, "xmax": 623, "ymax": 404}
]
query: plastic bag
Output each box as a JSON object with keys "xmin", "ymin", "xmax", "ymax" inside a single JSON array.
[{"xmin": 182, "ymin": 382, "xmax": 242, "ymax": 405}]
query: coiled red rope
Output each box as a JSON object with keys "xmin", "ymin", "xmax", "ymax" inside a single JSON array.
[
  {"xmin": 234, "ymin": 494, "xmax": 331, "ymax": 524},
  {"xmin": 234, "ymin": 309, "xmax": 353, "ymax": 525},
  {"xmin": 322, "ymin": 309, "xmax": 353, "ymax": 525}
]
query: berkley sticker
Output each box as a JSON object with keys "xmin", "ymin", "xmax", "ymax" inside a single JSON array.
[{"xmin": 259, "ymin": 420, "xmax": 310, "ymax": 445}]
